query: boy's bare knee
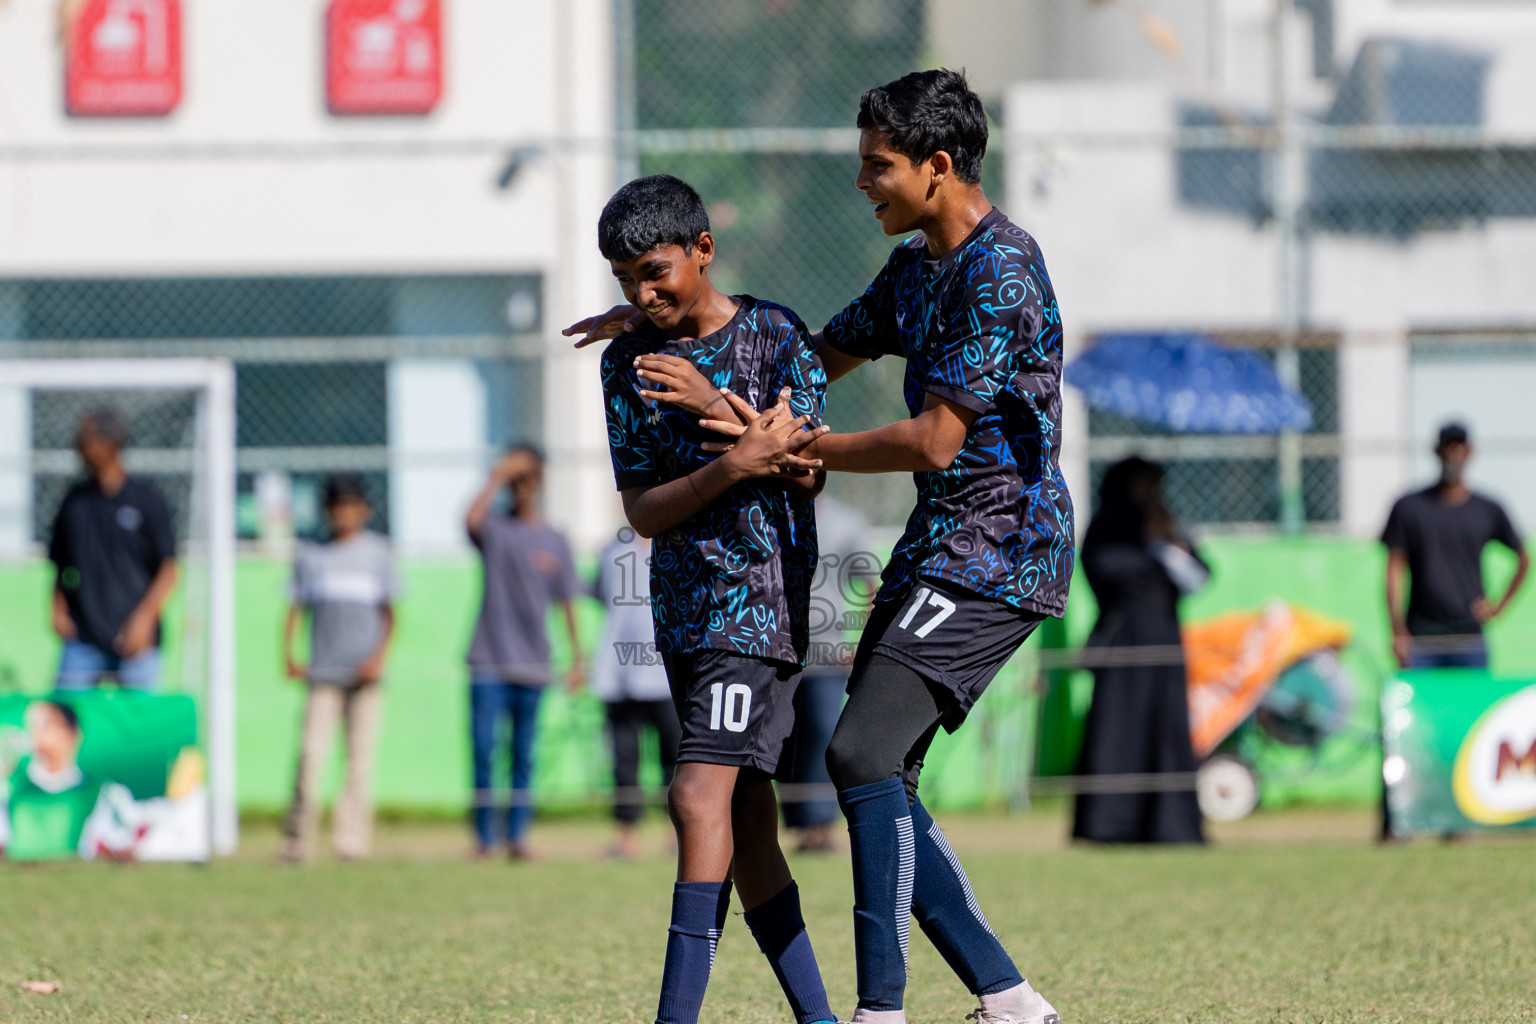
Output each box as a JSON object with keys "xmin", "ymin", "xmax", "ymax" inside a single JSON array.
[{"xmin": 667, "ymin": 768, "xmax": 730, "ymax": 833}]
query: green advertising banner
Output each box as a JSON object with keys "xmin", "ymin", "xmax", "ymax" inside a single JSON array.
[
  {"xmin": 1383, "ymin": 671, "xmax": 1536, "ymax": 833},
  {"xmin": 0, "ymin": 691, "xmax": 208, "ymax": 862}
]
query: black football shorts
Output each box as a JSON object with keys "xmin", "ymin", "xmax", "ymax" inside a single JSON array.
[
  {"xmin": 662, "ymin": 649, "xmax": 803, "ymax": 778},
  {"xmin": 852, "ymin": 576, "xmax": 1043, "ymax": 723}
]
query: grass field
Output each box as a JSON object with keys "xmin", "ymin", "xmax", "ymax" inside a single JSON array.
[{"xmin": 2, "ymin": 808, "xmax": 1532, "ymax": 1024}]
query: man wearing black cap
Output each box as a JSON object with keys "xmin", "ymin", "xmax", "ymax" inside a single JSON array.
[{"xmin": 1382, "ymin": 422, "xmax": 1529, "ymax": 670}]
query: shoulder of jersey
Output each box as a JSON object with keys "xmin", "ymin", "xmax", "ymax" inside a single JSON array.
[
  {"xmin": 747, "ymin": 297, "xmax": 809, "ymax": 332},
  {"xmin": 978, "ymin": 219, "xmax": 1038, "ymax": 264}
]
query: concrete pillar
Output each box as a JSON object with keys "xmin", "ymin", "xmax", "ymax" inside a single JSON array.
[
  {"xmin": 543, "ymin": 0, "xmax": 621, "ymax": 557},
  {"xmin": 0, "ymin": 384, "xmax": 31, "ymax": 558},
  {"xmin": 1338, "ymin": 325, "xmax": 1409, "ymax": 538},
  {"xmin": 388, "ymin": 360, "xmax": 487, "ymax": 555}
]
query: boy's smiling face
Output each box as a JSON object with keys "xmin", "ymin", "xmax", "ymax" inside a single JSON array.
[
  {"xmin": 609, "ymin": 234, "xmax": 714, "ymax": 333},
  {"xmin": 857, "ymin": 129, "xmax": 935, "ymax": 237}
]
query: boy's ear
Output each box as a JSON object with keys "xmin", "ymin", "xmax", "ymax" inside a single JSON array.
[
  {"xmin": 694, "ymin": 231, "xmax": 715, "ymax": 268},
  {"xmin": 929, "ymin": 149, "xmax": 954, "ymax": 184}
]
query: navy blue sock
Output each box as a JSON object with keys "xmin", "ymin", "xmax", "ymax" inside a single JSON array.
[
  {"xmin": 838, "ymin": 777, "xmax": 914, "ymax": 1012},
  {"xmin": 655, "ymin": 880, "xmax": 733, "ymax": 1024},
  {"xmin": 743, "ymin": 881, "xmax": 835, "ymax": 1024},
  {"xmin": 910, "ymin": 797, "xmax": 1024, "ymax": 996}
]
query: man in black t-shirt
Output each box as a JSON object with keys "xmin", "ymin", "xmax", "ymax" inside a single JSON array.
[
  {"xmin": 1383, "ymin": 422, "xmax": 1528, "ymax": 669},
  {"xmin": 47, "ymin": 409, "xmax": 178, "ymax": 690}
]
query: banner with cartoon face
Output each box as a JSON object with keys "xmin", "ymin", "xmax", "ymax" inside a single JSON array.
[
  {"xmin": 0, "ymin": 691, "xmax": 209, "ymax": 862},
  {"xmin": 1383, "ymin": 671, "xmax": 1536, "ymax": 833}
]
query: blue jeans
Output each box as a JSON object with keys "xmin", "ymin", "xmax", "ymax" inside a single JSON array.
[
  {"xmin": 782, "ymin": 673, "xmax": 845, "ymax": 829},
  {"xmin": 470, "ymin": 676, "xmax": 545, "ymax": 848},
  {"xmin": 1408, "ymin": 635, "xmax": 1489, "ymax": 669},
  {"xmin": 56, "ymin": 641, "xmax": 161, "ymax": 691}
]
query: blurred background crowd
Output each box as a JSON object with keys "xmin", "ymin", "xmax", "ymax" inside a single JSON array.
[{"xmin": 3, "ymin": 0, "xmax": 1535, "ymax": 859}]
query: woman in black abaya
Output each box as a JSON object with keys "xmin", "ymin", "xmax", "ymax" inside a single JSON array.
[{"xmin": 1072, "ymin": 457, "xmax": 1208, "ymax": 844}]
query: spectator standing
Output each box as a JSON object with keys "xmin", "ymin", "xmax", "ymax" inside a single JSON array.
[
  {"xmin": 1073, "ymin": 457, "xmax": 1208, "ymax": 845},
  {"xmin": 465, "ymin": 446, "xmax": 582, "ymax": 860},
  {"xmin": 780, "ymin": 495, "xmax": 876, "ymax": 852},
  {"xmin": 48, "ymin": 409, "xmax": 178, "ymax": 691},
  {"xmin": 589, "ymin": 528, "xmax": 680, "ymax": 859},
  {"xmin": 1383, "ymin": 422, "xmax": 1528, "ymax": 670},
  {"xmin": 279, "ymin": 475, "xmax": 399, "ymax": 863}
]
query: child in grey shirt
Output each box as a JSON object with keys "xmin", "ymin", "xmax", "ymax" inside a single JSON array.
[{"xmin": 280, "ymin": 475, "xmax": 400, "ymax": 862}]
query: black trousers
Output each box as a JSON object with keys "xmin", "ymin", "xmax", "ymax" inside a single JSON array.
[{"xmin": 605, "ymin": 698, "xmax": 681, "ymax": 824}]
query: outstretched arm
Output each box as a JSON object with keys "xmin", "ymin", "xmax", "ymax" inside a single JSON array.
[
  {"xmin": 796, "ymin": 393, "xmax": 974, "ymax": 473},
  {"xmin": 563, "ymin": 304, "xmax": 642, "ymax": 349},
  {"xmin": 701, "ymin": 390, "xmax": 975, "ymax": 476},
  {"xmin": 811, "ymin": 331, "xmax": 868, "ymax": 383}
]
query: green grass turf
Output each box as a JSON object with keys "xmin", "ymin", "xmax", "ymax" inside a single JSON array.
[{"xmin": 1, "ymin": 810, "xmax": 1531, "ymax": 1023}]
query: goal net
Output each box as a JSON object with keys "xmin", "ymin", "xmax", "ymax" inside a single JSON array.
[{"xmin": 0, "ymin": 359, "xmax": 237, "ymax": 858}]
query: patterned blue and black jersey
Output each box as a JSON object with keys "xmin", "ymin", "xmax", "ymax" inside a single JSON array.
[
  {"xmin": 823, "ymin": 209, "xmax": 1075, "ymax": 617},
  {"xmin": 600, "ymin": 295, "xmax": 827, "ymax": 665}
]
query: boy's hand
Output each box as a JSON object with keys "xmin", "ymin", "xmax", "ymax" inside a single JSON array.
[
  {"xmin": 720, "ymin": 400, "xmax": 827, "ymax": 481},
  {"xmin": 491, "ymin": 448, "xmax": 537, "ymax": 484},
  {"xmin": 564, "ymin": 659, "xmax": 586, "ymax": 694},
  {"xmin": 114, "ymin": 610, "xmax": 157, "ymax": 658},
  {"xmin": 51, "ymin": 602, "xmax": 78, "ymax": 642},
  {"xmin": 355, "ymin": 653, "xmax": 385, "ymax": 686},
  {"xmin": 634, "ymin": 354, "xmax": 744, "ymax": 424},
  {"xmin": 702, "ymin": 390, "xmax": 823, "ymax": 477},
  {"xmin": 285, "ymin": 655, "xmax": 308, "ymax": 682},
  {"xmin": 562, "ymin": 304, "xmax": 643, "ymax": 348},
  {"xmin": 699, "ymin": 389, "xmax": 771, "ymax": 440}
]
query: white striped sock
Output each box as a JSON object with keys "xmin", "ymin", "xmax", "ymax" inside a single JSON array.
[
  {"xmin": 927, "ymin": 818, "xmax": 996, "ymax": 936},
  {"xmin": 895, "ymin": 814, "xmax": 915, "ymax": 971}
]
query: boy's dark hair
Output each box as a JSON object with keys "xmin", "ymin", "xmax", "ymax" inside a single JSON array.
[
  {"xmin": 598, "ymin": 175, "xmax": 711, "ymax": 262},
  {"xmin": 42, "ymin": 700, "xmax": 81, "ymax": 736},
  {"xmin": 857, "ymin": 68, "xmax": 988, "ymax": 185},
  {"xmin": 79, "ymin": 407, "xmax": 130, "ymax": 449},
  {"xmin": 323, "ymin": 473, "xmax": 368, "ymax": 508}
]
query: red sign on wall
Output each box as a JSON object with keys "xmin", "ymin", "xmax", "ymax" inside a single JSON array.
[
  {"xmin": 327, "ymin": 0, "xmax": 444, "ymax": 116},
  {"xmin": 65, "ymin": 0, "xmax": 183, "ymax": 117}
]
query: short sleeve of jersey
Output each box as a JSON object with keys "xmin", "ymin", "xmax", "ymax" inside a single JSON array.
[
  {"xmin": 380, "ymin": 542, "xmax": 403, "ymax": 602},
  {"xmin": 288, "ymin": 546, "xmax": 312, "ymax": 606},
  {"xmin": 925, "ymin": 254, "xmax": 1047, "ymax": 415},
  {"xmin": 600, "ymin": 341, "xmax": 661, "ymax": 491},
  {"xmin": 1381, "ymin": 498, "xmax": 1410, "ymax": 549},
  {"xmin": 141, "ymin": 484, "xmax": 177, "ymax": 565},
  {"xmin": 553, "ymin": 533, "xmax": 579, "ymax": 601},
  {"xmin": 47, "ymin": 491, "xmax": 73, "ymax": 569},
  {"xmin": 765, "ymin": 309, "xmax": 828, "ymax": 426},
  {"xmin": 822, "ymin": 255, "xmax": 901, "ymax": 361},
  {"xmin": 1490, "ymin": 499, "xmax": 1523, "ymax": 551}
]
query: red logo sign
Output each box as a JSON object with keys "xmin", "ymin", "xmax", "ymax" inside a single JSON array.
[
  {"xmin": 327, "ymin": 0, "xmax": 444, "ymax": 116},
  {"xmin": 65, "ymin": 0, "xmax": 183, "ymax": 117}
]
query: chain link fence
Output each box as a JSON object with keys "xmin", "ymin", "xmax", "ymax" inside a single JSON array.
[
  {"xmin": 1, "ymin": 275, "xmax": 542, "ymax": 546},
  {"xmin": 5, "ymin": 0, "xmax": 1536, "ymax": 816},
  {"xmin": 3, "ymin": 0, "xmax": 1535, "ymax": 538}
]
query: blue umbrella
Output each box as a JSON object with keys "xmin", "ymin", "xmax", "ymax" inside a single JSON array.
[{"xmin": 1064, "ymin": 332, "xmax": 1313, "ymax": 434}]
